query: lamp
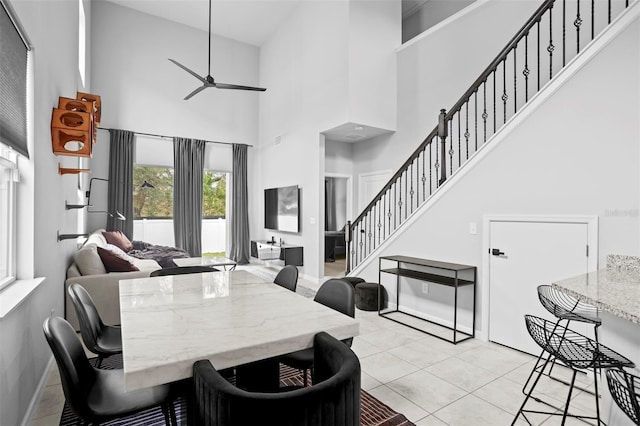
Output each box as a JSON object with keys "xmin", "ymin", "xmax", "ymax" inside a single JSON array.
[
  {"xmin": 64, "ymin": 177, "xmax": 126, "ymax": 220},
  {"xmin": 57, "ymin": 231, "xmax": 89, "ymax": 241}
]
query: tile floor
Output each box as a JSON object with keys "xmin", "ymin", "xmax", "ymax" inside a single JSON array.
[{"xmin": 29, "ymin": 267, "xmax": 602, "ymax": 426}]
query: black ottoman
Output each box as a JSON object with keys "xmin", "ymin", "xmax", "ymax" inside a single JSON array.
[
  {"xmin": 355, "ymin": 282, "xmax": 386, "ymax": 311},
  {"xmin": 342, "ymin": 276, "xmax": 366, "ymax": 288}
]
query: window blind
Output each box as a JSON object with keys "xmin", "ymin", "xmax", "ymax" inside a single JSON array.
[{"xmin": 0, "ymin": 0, "xmax": 30, "ymax": 158}]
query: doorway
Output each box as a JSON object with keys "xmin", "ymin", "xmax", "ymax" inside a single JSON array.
[
  {"xmin": 324, "ymin": 175, "xmax": 350, "ymax": 278},
  {"xmin": 484, "ymin": 215, "xmax": 598, "ymax": 354}
]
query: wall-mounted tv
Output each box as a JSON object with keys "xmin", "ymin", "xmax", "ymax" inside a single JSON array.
[{"xmin": 264, "ymin": 185, "xmax": 300, "ymax": 233}]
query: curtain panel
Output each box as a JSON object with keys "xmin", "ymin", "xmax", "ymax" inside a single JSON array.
[
  {"xmin": 173, "ymin": 137, "xmax": 205, "ymax": 256},
  {"xmin": 229, "ymin": 144, "xmax": 250, "ymax": 264},
  {"xmin": 107, "ymin": 130, "xmax": 134, "ymax": 237}
]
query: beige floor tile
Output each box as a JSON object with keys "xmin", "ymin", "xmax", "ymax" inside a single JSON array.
[
  {"xmin": 366, "ymin": 385, "xmax": 429, "ymax": 422},
  {"xmin": 425, "ymin": 357, "xmax": 500, "ymax": 392},
  {"xmin": 387, "ymin": 370, "xmax": 467, "ymax": 413},
  {"xmin": 351, "ymin": 336, "xmax": 385, "ymax": 358},
  {"xmin": 28, "ymin": 412, "xmax": 60, "ymax": 426},
  {"xmin": 357, "ymin": 327, "xmax": 424, "ymax": 351},
  {"xmin": 360, "ymin": 351, "xmax": 420, "ymax": 384},
  {"xmin": 388, "ymin": 339, "xmax": 455, "ymax": 368},
  {"xmin": 30, "ymin": 385, "xmax": 65, "ymax": 420},
  {"xmin": 45, "ymin": 367, "xmax": 61, "ymax": 387},
  {"xmin": 414, "ymin": 414, "xmax": 448, "ymax": 425},
  {"xmin": 473, "ymin": 375, "xmax": 560, "ymax": 418},
  {"xmin": 360, "ymin": 371, "xmax": 383, "ymax": 391},
  {"xmin": 454, "ymin": 344, "xmax": 532, "ymax": 376},
  {"xmin": 432, "ymin": 394, "xmax": 516, "ymax": 426}
]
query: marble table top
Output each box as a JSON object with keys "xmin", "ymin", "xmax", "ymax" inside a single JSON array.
[
  {"xmin": 553, "ymin": 268, "xmax": 640, "ymax": 324},
  {"xmin": 119, "ymin": 270, "xmax": 359, "ymax": 390}
]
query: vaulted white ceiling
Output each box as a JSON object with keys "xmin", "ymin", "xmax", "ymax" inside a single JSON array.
[{"xmin": 104, "ymin": 0, "xmax": 424, "ymax": 46}]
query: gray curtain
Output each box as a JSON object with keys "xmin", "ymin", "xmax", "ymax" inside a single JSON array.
[
  {"xmin": 173, "ymin": 137, "xmax": 205, "ymax": 256},
  {"xmin": 229, "ymin": 144, "xmax": 250, "ymax": 264},
  {"xmin": 107, "ymin": 130, "xmax": 134, "ymax": 238}
]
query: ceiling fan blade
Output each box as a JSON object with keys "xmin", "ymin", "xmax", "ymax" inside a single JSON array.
[
  {"xmin": 214, "ymin": 82, "xmax": 267, "ymax": 92},
  {"xmin": 184, "ymin": 85, "xmax": 208, "ymax": 100},
  {"xmin": 169, "ymin": 59, "xmax": 206, "ymax": 83}
]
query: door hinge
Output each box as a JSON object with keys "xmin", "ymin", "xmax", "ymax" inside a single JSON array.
[{"xmin": 586, "ymin": 245, "xmax": 589, "ymax": 257}]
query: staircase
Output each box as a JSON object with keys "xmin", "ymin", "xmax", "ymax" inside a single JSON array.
[{"xmin": 347, "ymin": 0, "xmax": 634, "ymax": 272}]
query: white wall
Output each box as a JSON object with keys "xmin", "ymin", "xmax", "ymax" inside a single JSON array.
[
  {"xmin": 351, "ymin": 0, "xmax": 541, "ymax": 209},
  {"xmin": 352, "ymin": 17, "xmax": 640, "ymax": 337},
  {"xmin": 1, "ymin": 1, "xmax": 88, "ymax": 424},
  {"xmin": 403, "ymin": 0, "xmax": 476, "ymax": 43},
  {"xmin": 87, "ymin": 1, "xmax": 259, "ymax": 233}
]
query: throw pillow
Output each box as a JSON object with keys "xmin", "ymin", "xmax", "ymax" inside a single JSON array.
[
  {"xmin": 102, "ymin": 231, "xmax": 133, "ymax": 252},
  {"xmin": 74, "ymin": 244, "xmax": 107, "ymax": 276},
  {"xmin": 97, "ymin": 246, "xmax": 139, "ymax": 272},
  {"xmin": 102, "ymin": 243, "xmax": 136, "ymax": 262}
]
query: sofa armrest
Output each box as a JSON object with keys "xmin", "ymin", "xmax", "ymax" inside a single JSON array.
[{"xmin": 64, "ymin": 270, "xmax": 154, "ymax": 330}]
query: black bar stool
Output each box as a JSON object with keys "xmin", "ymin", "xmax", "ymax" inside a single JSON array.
[
  {"xmin": 523, "ymin": 285, "xmax": 602, "ymax": 394},
  {"xmin": 512, "ymin": 315, "xmax": 635, "ymax": 426},
  {"xmin": 606, "ymin": 368, "xmax": 640, "ymax": 425}
]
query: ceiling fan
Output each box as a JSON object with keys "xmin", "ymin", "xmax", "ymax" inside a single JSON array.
[{"xmin": 169, "ymin": 0, "xmax": 266, "ymax": 100}]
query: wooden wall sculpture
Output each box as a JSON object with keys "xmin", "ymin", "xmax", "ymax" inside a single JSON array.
[{"xmin": 51, "ymin": 92, "xmax": 101, "ymax": 158}]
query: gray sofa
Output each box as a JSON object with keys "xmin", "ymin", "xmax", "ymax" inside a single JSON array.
[{"xmin": 64, "ymin": 229, "xmax": 162, "ymax": 330}]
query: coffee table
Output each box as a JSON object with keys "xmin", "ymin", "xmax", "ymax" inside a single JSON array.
[
  {"xmin": 119, "ymin": 270, "xmax": 359, "ymax": 391},
  {"xmin": 173, "ymin": 256, "xmax": 237, "ymax": 270}
]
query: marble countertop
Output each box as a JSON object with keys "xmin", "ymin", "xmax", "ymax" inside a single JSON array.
[
  {"xmin": 119, "ymin": 270, "xmax": 359, "ymax": 390},
  {"xmin": 553, "ymin": 267, "xmax": 640, "ymax": 324}
]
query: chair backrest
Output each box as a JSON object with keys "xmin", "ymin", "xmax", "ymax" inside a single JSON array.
[
  {"xmin": 68, "ymin": 284, "xmax": 105, "ymax": 354},
  {"xmin": 314, "ymin": 278, "xmax": 355, "ymax": 347},
  {"xmin": 192, "ymin": 331, "xmax": 361, "ymax": 426},
  {"xmin": 537, "ymin": 285, "xmax": 600, "ymax": 325},
  {"xmin": 273, "ymin": 265, "xmax": 299, "ymax": 292},
  {"xmin": 43, "ymin": 316, "xmax": 96, "ymax": 419},
  {"xmin": 314, "ymin": 278, "xmax": 355, "ymax": 318},
  {"xmin": 150, "ymin": 266, "xmax": 220, "ymax": 277}
]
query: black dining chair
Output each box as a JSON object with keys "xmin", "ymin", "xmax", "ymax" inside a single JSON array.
[
  {"xmin": 273, "ymin": 265, "xmax": 299, "ymax": 292},
  {"xmin": 279, "ymin": 278, "xmax": 355, "ymax": 386},
  {"xmin": 192, "ymin": 331, "xmax": 361, "ymax": 426},
  {"xmin": 512, "ymin": 315, "xmax": 634, "ymax": 426},
  {"xmin": 43, "ymin": 316, "xmax": 179, "ymax": 425},
  {"xmin": 68, "ymin": 284, "xmax": 122, "ymax": 368},
  {"xmin": 606, "ymin": 368, "xmax": 640, "ymax": 425},
  {"xmin": 150, "ymin": 265, "xmax": 220, "ymax": 277}
]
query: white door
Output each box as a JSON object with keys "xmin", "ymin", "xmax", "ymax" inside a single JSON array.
[
  {"xmin": 488, "ymin": 218, "xmax": 597, "ymax": 355},
  {"xmin": 358, "ymin": 170, "xmax": 391, "ymax": 212}
]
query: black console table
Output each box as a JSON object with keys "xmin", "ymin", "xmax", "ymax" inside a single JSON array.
[
  {"xmin": 250, "ymin": 240, "xmax": 303, "ymax": 266},
  {"xmin": 378, "ymin": 255, "xmax": 476, "ymax": 344}
]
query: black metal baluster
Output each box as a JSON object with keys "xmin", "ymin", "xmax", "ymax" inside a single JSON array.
[
  {"xmin": 591, "ymin": 0, "xmax": 595, "ymax": 40},
  {"xmin": 548, "ymin": 5, "xmax": 554, "ymax": 80},
  {"xmin": 404, "ymin": 171, "xmax": 407, "ymax": 220},
  {"xmin": 465, "ymin": 102, "xmax": 470, "ymax": 157},
  {"xmin": 482, "ymin": 82, "xmax": 488, "ymax": 143},
  {"xmin": 608, "ymin": 0, "xmax": 611, "ymax": 24},
  {"xmin": 410, "ymin": 162, "xmax": 414, "ymax": 213},
  {"xmin": 449, "ymin": 119, "xmax": 454, "ymax": 174},
  {"xmin": 513, "ymin": 46, "xmax": 517, "ymax": 114},
  {"xmin": 458, "ymin": 111, "xmax": 463, "ymax": 162},
  {"xmin": 537, "ymin": 19, "xmax": 541, "ymax": 91},
  {"xmin": 575, "ymin": 0, "xmax": 582, "ymax": 54},
  {"xmin": 429, "ymin": 142, "xmax": 433, "ymax": 194},
  {"xmin": 493, "ymin": 71, "xmax": 497, "ymax": 133},
  {"xmin": 563, "ymin": 0, "xmax": 566, "ymax": 66},
  {"xmin": 422, "ymin": 147, "xmax": 426, "ymax": 201},
  {"xmin": 524, "ymin": 33, "xmax": 530, "ymax": 102},
  {"xmin": 502, "ymin": 59, "xmax": 507, "ymax": 124},
  {"xmin": 474, "ymin": 90, "xmax": 478, "ymax": 151}
]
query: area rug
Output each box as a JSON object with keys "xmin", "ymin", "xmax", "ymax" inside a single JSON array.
[{"xmin": 59, "ymin": 355, "xmax": 414, "ymax": 426}]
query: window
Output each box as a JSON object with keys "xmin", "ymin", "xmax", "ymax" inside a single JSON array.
[
  {"xmin": 0, "ymin": 148, "xmax": 17, "ymax": 289},
  {"xmin": 132, "ymin": 165, "xmax": 227, "ymax": 219},
  {"xmin": 133, "ymin": 165, "xmax": 174, "ymax": 218}
]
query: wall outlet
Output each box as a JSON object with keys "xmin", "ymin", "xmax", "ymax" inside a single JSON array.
[
  {"xmin": 422, "ymin": 283, "xmax": 429, "ymax": 294},
  {"xmin": 469, "ymin": 222, "xmax": 477, "ymax": 235}
]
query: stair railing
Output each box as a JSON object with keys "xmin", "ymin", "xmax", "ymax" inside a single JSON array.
[{"xmin": 347, "ymin": 0, "xmax": 631, "ymax": 272}]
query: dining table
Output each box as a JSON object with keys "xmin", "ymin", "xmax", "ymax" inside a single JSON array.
[{"xmin": 119, "ymin": 269, "xmax": 359, "ymax": 391}]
